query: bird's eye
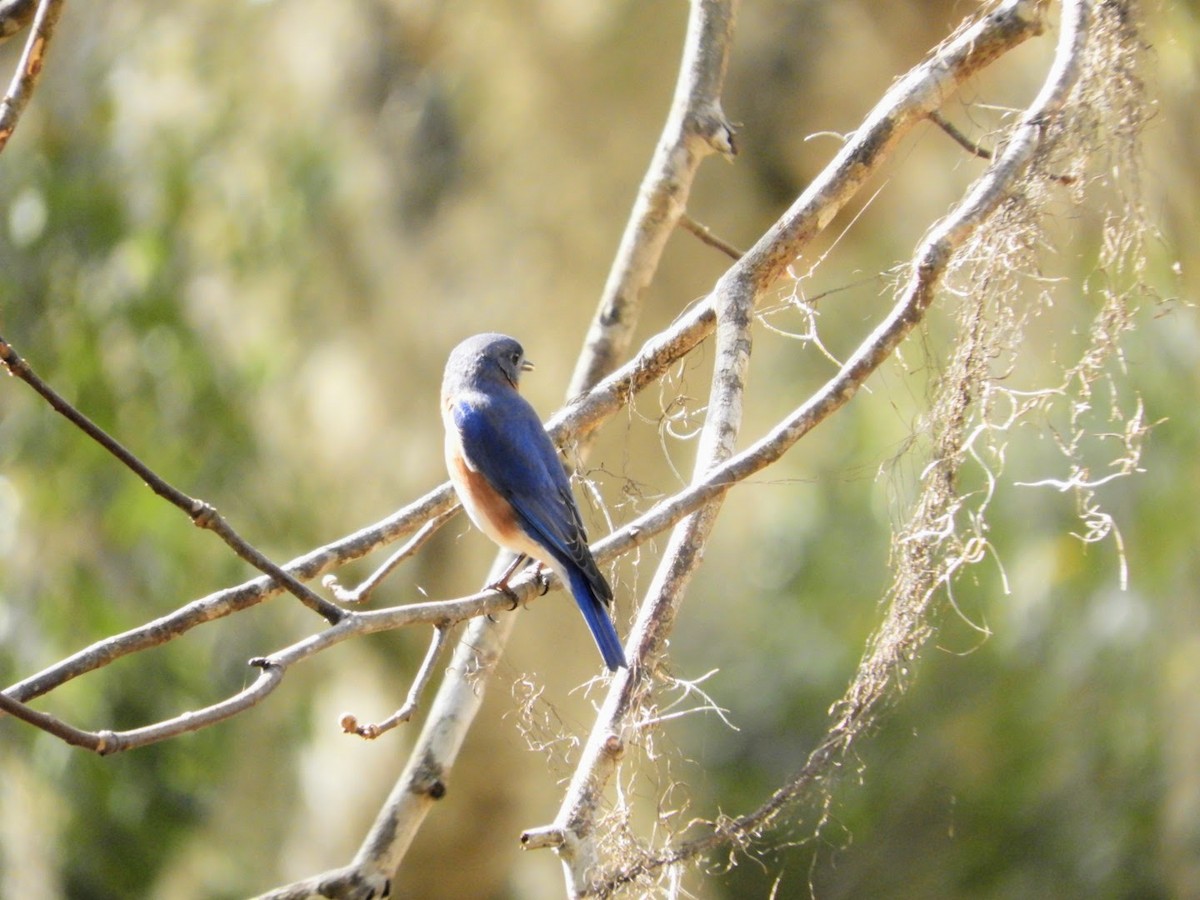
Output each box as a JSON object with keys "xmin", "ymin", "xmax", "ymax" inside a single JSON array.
[{"xmin": 511, "ymin": 352, "xmax": 522, "ymax": 366}]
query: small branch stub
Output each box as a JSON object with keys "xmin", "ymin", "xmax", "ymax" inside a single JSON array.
[
  {"xmin": 520, "ymin": 826, "xmax": 566, "ymax": 852},
  {"xmin": 691, "ymin": 103, "xmax": 737, "ymax": 159}
]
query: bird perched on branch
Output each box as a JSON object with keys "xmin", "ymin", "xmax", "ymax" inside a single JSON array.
[{"xmin": 440, "ymin": 333, "xmax": 627, "ymax": 671}]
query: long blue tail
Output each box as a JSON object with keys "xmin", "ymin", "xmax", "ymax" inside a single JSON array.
[{"xmin": 567, "ymin": 568, "xmax": 627, "ymax": 671}]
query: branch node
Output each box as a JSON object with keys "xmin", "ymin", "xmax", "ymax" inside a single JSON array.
[
  {"xmin": 602, "ymin": 733, "xmax": 625, "ymax": 759},
  {"xmin": 190, "ymin": 500, "xmax": 217, "ymax": 529},
  {"xmin": 95, "ymin": 729, "xmax": 118, "ymax": 756}
]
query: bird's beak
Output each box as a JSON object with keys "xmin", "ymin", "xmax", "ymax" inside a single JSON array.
[{"xmin": 521, "ymin": 359, "xmax": 535, "ymax": 372}]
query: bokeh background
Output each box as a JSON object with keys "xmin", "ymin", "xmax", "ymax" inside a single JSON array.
[{"xmin": 0, "ymin": 1, "xmax": 1197, "ymax": 897}]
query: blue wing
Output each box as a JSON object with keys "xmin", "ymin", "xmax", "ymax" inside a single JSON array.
[
  {"xmin": 453, "ymin": 394, "xmax": 626, "ymax": 670},
  {"xmin": 453, "ymin": 394, "xmax": 607, "ymax": 598}
]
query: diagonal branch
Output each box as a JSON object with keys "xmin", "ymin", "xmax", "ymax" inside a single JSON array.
[
  {"xmin": 0, "ymin": 0, "xmax": 62, "ymax": 151},
  {"xmin": 542, "ymin": 232, "xmax": 759, "ymax": 900},
  {"xmin": 570, "ymin": 0, "xmax": 737, "ymax": 396},
  {"xmin": 930, "ymin": 109, "xmax": 995, "ymax": 160},
  {"xmin": 678, "ymin": 213, "xmax": 744, "ymax": 260},
  {"xmin": 324, "ymin": 508, "xmax": 458, "ymax": 605},
  {"xmin": 0, "ymin": 335, "xmax": 346, "ymax": 624}
]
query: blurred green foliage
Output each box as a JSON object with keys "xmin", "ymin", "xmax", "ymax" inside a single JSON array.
[{"xmin": 0, "ymin": 1, "xmax": 1197, "ymax": 898}]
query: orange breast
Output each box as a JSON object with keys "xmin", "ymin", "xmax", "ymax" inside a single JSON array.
[
  {"xmin": 444, "ymin": 407, "xmax": 553, "ymax": 566},
  {"xmin": 447, "ymin": 445, "xmax": 529, "ymax": 551}
]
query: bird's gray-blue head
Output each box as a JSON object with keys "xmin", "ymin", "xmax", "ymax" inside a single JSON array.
[{"xmin": 443, "ymin": 333, "xmax": 534, "ymax": 394}]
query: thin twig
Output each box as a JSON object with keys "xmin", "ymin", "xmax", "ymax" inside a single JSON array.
[
  {"xmin": 930, "ymin": 109, "xmax": 994, "ymax": 159},
  {"xmin": 678, "ymin": 213, "xmax": 744, "ymax": 260},
  {"xmin": 0, "ymin": 335, "xmax": 346, "ymax": 624},
  {"xmin": 0, "ymin": 661, "xmax": 286, "ymax": 755},
  {"xmin": 0, "ymin": 0, "xmax": 63, "ymax": 151},
  {"xmin": 324, "ymin": 508, "xmax": 458, "ymax": 605},
  {"xmin": 340, "ymin": 623, "xmax": 454, "ymax": 738}
]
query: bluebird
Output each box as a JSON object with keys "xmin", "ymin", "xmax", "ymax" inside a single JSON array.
[{"xmin": 441, "ymin": 333, "xmax": 627, "ymax": 671}]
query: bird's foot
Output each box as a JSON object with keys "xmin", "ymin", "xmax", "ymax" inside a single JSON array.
[
  {"xmin": 487, "ymin": 553, "xmax": 529, "ymax": 610},
  {"xmin": 532, "ymin": 564, "xmax": 552, "ymax": 596},
  {"xmin": 488, "ymin": 579, "xmax": 522, "ymax": 611}
]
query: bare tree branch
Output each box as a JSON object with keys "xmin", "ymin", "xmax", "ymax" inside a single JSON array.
[
  {"xmin": 0, "ymin": 659, "xmax": 286, "ymax": 754},
  {"xmin": 340, "ymin": 623, "xmax": 454, "ymax": 739},
  {"xmin": 0, "ymin": 0, "xmax": 62, "ymax": 151},
  {"xmin": 324, "ymin": 509, "xmax": 458, "ymax": 605},
  {"xmin": 930, "ymin": 109, "xmax": 995, "ymax": 160},
  {"xmin": 678, "ymin": 213, "xmax": 744, "ymax": 261},
  {"xmin": 0, "ymin": 335, "xmax": 346, "ymax": 624},
  {"xmin": 0, "ymin": 0, "xmax": 37, "ymax": 43},
  {"xmin": 570, "ymin": 0, "xmax": 737, "ymax": 396}
]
